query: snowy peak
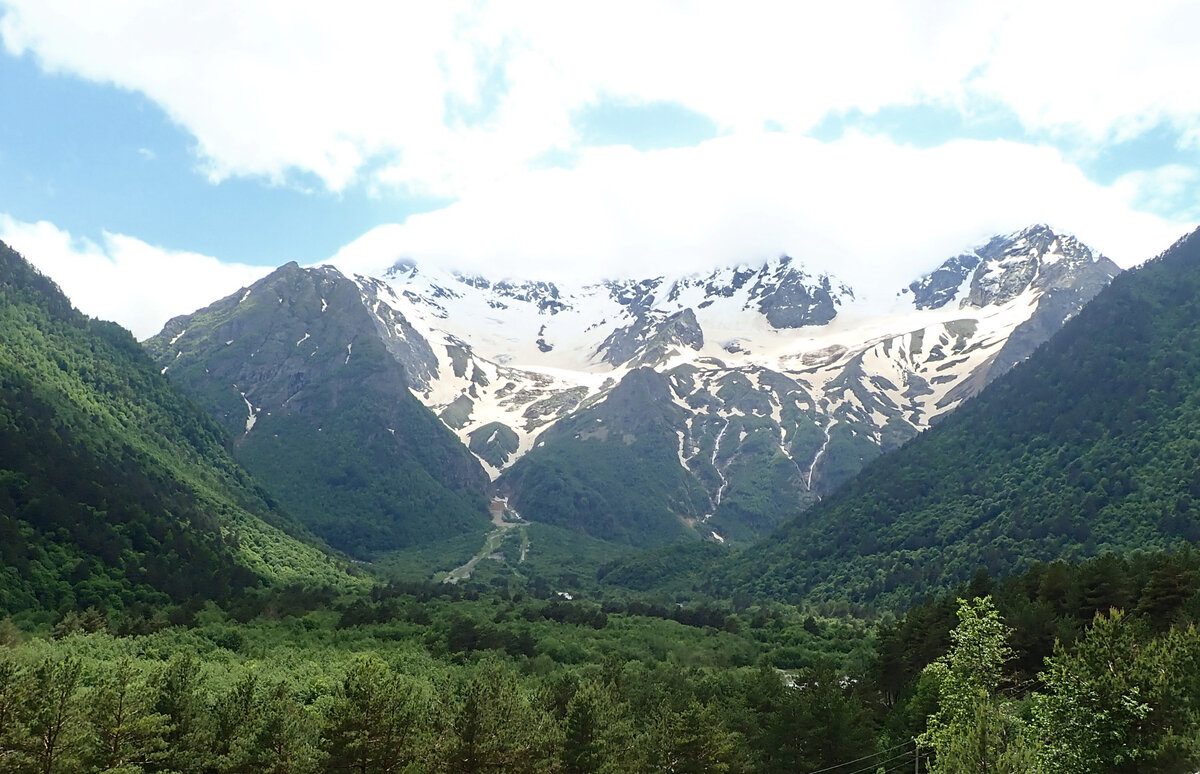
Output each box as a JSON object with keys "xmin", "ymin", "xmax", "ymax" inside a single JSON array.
[
  {"xmin": 671, "ymin": 255, "xmax": 852, "ymax": 328},
  {"xmin": 907, "ymin": 225, "xmax": 1118, "ymax": 311},
  {"xmin": 152, "ymin": 225, "xmax": 1121, "ymax": 547},
  {"xmin": 906, "ymin": 252, "xmax": 981, "ymax": 311}
]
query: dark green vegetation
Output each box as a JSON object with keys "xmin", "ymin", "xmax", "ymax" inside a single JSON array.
[
  {"xmin": 499, "ymin": 365, "xmax": 828, "ymax": 548},
  {"xmin": 728, "ymin": 228, "xmax": 1200, "ymax": 607},
  {"xmin": 500, "ymin": 368, "xmax": 711, "ymax": 546},
  {"xmin": 145, "ymin": 264, "xmax": 490, "ymax": 558},
  {"xmin": 0, "ymin": 243, "xmax": 355, "ymax": 619},
  {"xmin": 5, "ymin": 544, "xmax": 1200, "ymax": 772}
]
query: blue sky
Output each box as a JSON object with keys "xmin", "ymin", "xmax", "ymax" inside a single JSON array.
[{"xmin": 1, "ymin": 1, "xmax": 1197, "ymax": 337}]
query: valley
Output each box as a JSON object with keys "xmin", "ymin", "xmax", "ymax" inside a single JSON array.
[
  {"xmin": 4, "ymin": 6, "xmax": 1197, "ymax": 769},
  {"xmin": 4, "ymin": 226, "xmax": 1200, "ymax": 772},
  {"xmin": 440, "ymin": 498, "xmax": 527, "ymax": 584}
]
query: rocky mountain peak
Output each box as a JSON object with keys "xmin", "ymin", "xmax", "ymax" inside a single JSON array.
[{"xmin": 907, "ymin": 224, "xmax": 1117, "ymax": 311}]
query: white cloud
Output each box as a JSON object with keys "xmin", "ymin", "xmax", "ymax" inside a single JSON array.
[
  {"xmin": 976, "ymin": 1, "xmax": 1200, "ymax": 148},
  {"xmin": 3, "ymin": 134, "xmax": 1192, "ymax": 337},
  {"xmin": 0, "ymin": 215, "xmax": 268, "ymax": 339},
  {"xmin": 1112, "ymin": 165, "xmax": 1200, "ymax": 222},
  {"xmin": 332, "ymin": 133, "xmax": 1194, "ymax": 300},
  {"xmin": 4, "ymin": 1, "xmax": 1199, "ymax": 195},
  {"xmin": 1, "ymin": 3, "xmax": 1195, "ymax": 329}
]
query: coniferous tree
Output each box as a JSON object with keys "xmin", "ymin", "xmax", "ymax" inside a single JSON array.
[
  {"xmin": 0, "ymin": 654, "xmax": 33, "ymax": 771},
  {"xmin": 1032, "ymin": 611, "xmax": 1200, "ymax": 773},
  {"xmin": 444, "ymin": 658, "xmax": 545, "ymax": 773},
  {"xmin": 27, "ymin": 656, "xmax": 84, "ymax": 774},
  {"xmin": 323, "ymin": 655, "xmax": 430, "ymax": 773},
  {"xmin": 153, "ymin": 650, "xmax": 209, "ymax": 773},
  {"xmin": 559, "ymin": 678, "xmax": 633, "ymax": 774},
  {"xmin": 85, "ymin": 658, "xmax": 169, "ymax": 772}
]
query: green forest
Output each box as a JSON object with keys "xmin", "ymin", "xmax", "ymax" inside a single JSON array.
[
  {"xmin": 7, "ymin": 229, "xmax": 1200, "ymax": 772},
  {"xmin": 5, "ymin": 550, "xmax": 1200, "ymax": 772}
]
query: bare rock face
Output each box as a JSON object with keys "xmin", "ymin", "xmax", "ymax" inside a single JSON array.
[
  {"xmin": 753, "ymin": 258, "xmax": 844, "ymax": 328},
  {"xmin": 909, "ymin": 224, "xmax": 1118, "ymax": 314},
  {"xmin": 965, "ymin": 227, "xmax": 1052, "ymax": 307},
  {"xmin": 908, "ymin": 253, "xmax": 981, "ymax": 310}
]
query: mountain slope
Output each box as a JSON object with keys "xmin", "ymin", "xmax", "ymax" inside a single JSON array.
[
  {"xmin": 150, "ymin": 225, "xmax": 1117, "ymax": 553},
  {"xmin": 724, "ymin": 227, "xmax": 1200, "ymax": 607},
  {"xmin": 0, "ymin": 242, "xmax": 353, "ymax": 616},
  {"xmin": 498, "ymin": 367, "xmax": 712, "ymax": 546},
  {"xmin": 145, "ymin": 263, "xmax": 490, "ymax": 558},
  {"xmin": 367, "ymin": 225, "xmax": 1118, "ymax": 543}
]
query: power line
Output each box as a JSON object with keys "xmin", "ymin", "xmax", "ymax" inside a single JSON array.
[
  {"xmin": 876, "ymin": 750, "xmax": 920, "ymax": 774},
  {"xmin": 838, "ymin": 747, "xmax": 918, "ymax": 774},
  {"xmin": 803, "ymin": 739, "xmax": 917, "ymax": 774}
]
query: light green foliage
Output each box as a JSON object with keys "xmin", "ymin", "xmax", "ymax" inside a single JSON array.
[
  {"xmin": 1032, "ymin": 610, "xmax": 1200, "ymax": 773},
  {"xmin": 918, "ymin": 597, "xmax": 1025, "ymax": 773},
  {"xmin": 27, "ymin": 656, "xmax": 85, "ymax": 774},
  {"xmin": 0, "ymin": 653, "xmax": 34, "ymax": 771}
]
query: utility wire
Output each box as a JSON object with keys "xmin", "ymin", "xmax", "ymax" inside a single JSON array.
[
  {"xmin": 875, "ymin": 750, "xmax": 920, "ymax": 774},
  {"xmin": 802, "ymin": 739, "xmax": 915, "ymax": 774},
  {"xmin": 838, "ymin": 747, "xmax": 918, "ymax": 774}
]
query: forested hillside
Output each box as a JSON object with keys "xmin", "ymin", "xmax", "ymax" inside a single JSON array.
[
  {"xmin": 0, "ymin": 242, "xmax": 355, "ymax": 620},
  {"xmin": 724, "ymin": 227, "xmax": 1200, "ymax": 607},
  {"xmin": 145, "ymin": 263, "xmax": 490, "ymax": 558}
]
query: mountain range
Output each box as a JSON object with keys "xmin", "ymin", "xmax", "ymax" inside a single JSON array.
[
  {"xmin": 721, "ymin": 226, "xmax": 1200, "ymax": 607},
  {"xmin": 146, "ymin": 224, "xmax": 1119, "ymax": 556}
]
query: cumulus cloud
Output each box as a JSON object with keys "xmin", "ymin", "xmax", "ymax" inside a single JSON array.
[
  {"xmin": 976, "ymin": 1, "xmax": 1200, "ymax": 147},
  {"xmin": 1112, "ymin": 165, "xmax": 1200, "ymax": 222},
  {"xmin": 331, "ymin": 133, "xmax": 1193, "ymax": 300},
  {"xmin": 0, "ymin": 215, "xmax": 268, "ymax": 339},
  {"xmin": 1, "ymin": 2, "xmax": 1195, "ymax": 329},
  {"xmin": 4, "ymin": 1, "xmax": 1199, "ymax": 195}
]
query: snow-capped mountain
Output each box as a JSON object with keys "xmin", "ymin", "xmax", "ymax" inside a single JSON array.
[
  {"xmin": 150, "ymin": 224, "xmax": 1120, "ymax": 547},
  {"xmin": 360, "ymin": 224, "xmax": 1113, "ymax": 473}
]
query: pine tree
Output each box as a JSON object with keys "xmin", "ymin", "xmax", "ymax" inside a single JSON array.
[
  {"xmin": 0, "ymin": 654, "xmax": 34, "ymax": 771},
  {"xmin": 1031, "ymin": 610, "xmax": 1200, "ymax": 773},
  {"xmin": 85, "ymin": 658, "xmax": 169, "ymax": 772},
  {"xmin": 322, "ymin": 654, "xmax": 430, "ymax": 773},
  {"xmin": 27, "ymin": 656, "xmax": 84, "ymax": 774}
]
